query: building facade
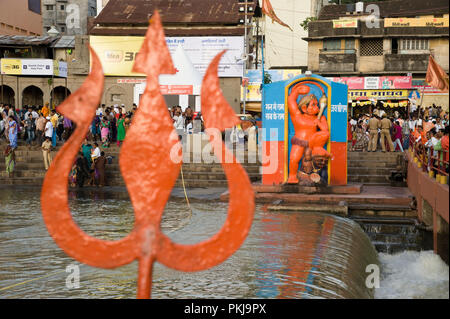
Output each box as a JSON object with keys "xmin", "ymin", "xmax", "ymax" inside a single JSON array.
[
  {"xmin": 88, "ymin": 0, "xmax": 254, "ymax": 113},
  {"xmin": 0, "ymin": 0, "xmax": 43, "ymax": 36},
  {"xmin": 303, "ymin": 0, "xmax": 449, "ymax": 111},
  {"xmin": 262, "ymin": 0, "xmax": 329, "ymax": 70},
  {"xmin": 41, "ymin": 0, "xmax": 97, "ymax": 35},
  {"xmin": 0, "ymin": 35, "xmax": 87, "ymax": 108}
]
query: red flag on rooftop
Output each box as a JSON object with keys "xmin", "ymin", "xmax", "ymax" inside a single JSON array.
[
  {"xmin": 425, "ymin": 55, "xmax": 449, "ymax": 93},
  {"xmin": 261, "ymin": 0, "xmax": 293, "ymax": 31}
]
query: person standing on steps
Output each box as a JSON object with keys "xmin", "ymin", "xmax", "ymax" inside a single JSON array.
[
  {"xmin": 368, "ymin": 114, "xmax": 380, "ymax": 152},
  {"xmin": 392, "ymin": 120, "xmax": 404, "ymax": 152},
  {"xmin": 23, "ymin": 113, "xmax": 36, "ymax": 149},
  {"xmin": 116, "ymin": 113, "xmax": 126, "ymax": 147},
  {"xmin": 50, "ymin": 110, "xmax": 58, "ymax": 147},
  {"xmin": 44, "ymin": 116, "xmax": 53, "ymax": 142},
  {"xmin": 41, "ymin": 137, "xmax": 53, "ymax": 171},
  {"xmin": 94, "ymin": 151, "xmax": 107, "ymax": 187},
  {"xmin": 8, "ymin": 115, "xmax": 18, "ymax": 150},
  {"xmin": 35, "ymin": 113, "xmax": 46, "ymax": 150},
  {"xmin": 380, "ymin": 114, "xmax": 394, "ymax": 152},
  {"xmin": 4, "ymin": 144, "xmax": 15, "ymax": 178}
]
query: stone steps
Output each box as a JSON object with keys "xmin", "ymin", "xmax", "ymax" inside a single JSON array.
[{"xmin": 348, "ymin": 175, "xmax": 390, "ymax": 184}]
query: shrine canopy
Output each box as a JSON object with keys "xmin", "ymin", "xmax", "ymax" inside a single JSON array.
[{"xmin": 158, "ymin": 44, "xmax": 203, "ymax": 95}]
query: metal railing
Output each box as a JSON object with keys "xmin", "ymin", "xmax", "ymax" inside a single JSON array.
[{"xmin": 409, "ymin": 134, "xmax": 449, "ymax": 184}]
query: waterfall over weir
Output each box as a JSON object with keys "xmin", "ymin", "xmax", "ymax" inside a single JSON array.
[{"xmin": 251, "ymin": 212, "xmax": 379, "ymax": 299}]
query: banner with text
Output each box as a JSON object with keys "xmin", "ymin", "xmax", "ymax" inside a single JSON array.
[
  {"xmin": 90, "ymin": 36, "xmax": 244, "ymax": 77},
  {"xmin": 328, "ymin": 76, "xmax": 412, "ymax": 90}
]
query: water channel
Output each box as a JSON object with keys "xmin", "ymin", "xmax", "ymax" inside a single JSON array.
[{"xmin": 0, "ymin": 186, "xmax": 448, "ymax": 299}]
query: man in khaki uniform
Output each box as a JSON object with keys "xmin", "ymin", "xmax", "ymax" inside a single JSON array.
[
  {"xmin": 380, "ymin": 114, "xmax": 394, "ymax": 152},
  {"xmin": 368, "ymin": 114, "xmax": 381, "ymax": 152}
]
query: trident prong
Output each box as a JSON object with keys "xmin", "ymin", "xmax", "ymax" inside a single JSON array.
[{"xmin": 40, "ymin": 11, "xmax": 255, "ymax": 299}]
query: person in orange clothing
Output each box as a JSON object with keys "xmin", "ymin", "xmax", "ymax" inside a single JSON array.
[
  {"xmin": 41, "ymin": 102, "xmax": 50, "ymax": 118},
  {"xmin": 441, "ymin": 126, "xmax": 449, "ymax": 166}
]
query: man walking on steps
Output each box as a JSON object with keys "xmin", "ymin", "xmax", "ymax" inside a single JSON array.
[
  {"xmin": 368, "ymin": 114, "xmax": 380, "ymax": 152},
  {"xmin": 380, "ymin": 114, "xmax": 394, "ymax": 152},
  {"xmin": 42, "ymin": 137, "xmax": 52, "ymax": 170}
]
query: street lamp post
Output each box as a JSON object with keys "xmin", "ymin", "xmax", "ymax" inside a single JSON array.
[{"xmin": 243, "ymin": 0, "xmax": 248, "ymax": 115}]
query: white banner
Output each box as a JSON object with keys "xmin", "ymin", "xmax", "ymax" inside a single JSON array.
[
  {"xmin": 21, "ymin": 59, "xmax": 54, "ymax": 76},
  {"xmin": 364, "ymin": 77, "xmax": 379, "ymax": 90},
  {"xmin": 165, "ymin": 37, "xmax": 244, "ymax": 78}
]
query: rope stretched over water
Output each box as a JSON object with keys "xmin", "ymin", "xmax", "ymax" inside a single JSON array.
[
  {"xmin": 167, "ymin": 165, "xmax": 193, "ymax": 233},
  {"xmin": 0, "ymin": 269, "xmax": 67, "ymax": 292}
]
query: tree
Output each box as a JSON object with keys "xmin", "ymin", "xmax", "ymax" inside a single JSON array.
[{"xmin": 300, "ymin": 17, "xmax": 317, "ymax": 31}]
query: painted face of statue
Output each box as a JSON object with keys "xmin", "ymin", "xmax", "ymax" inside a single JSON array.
[{"xmin": 301, "ymin": 96, "xmax": 320, "ymax": 116}]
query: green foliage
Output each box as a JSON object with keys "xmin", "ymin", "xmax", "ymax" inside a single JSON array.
[
  {"xmin": 300, "ymin": 16, "xmax": 317, "ymax": 31},
  {"xmin": 264, "ymin": 72, "xmax": 272, "ymax": 84}
]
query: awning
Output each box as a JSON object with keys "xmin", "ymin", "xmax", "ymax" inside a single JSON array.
[{"xmin": 242, "ymin": 102, "xmax": 261, "ymax": 112}]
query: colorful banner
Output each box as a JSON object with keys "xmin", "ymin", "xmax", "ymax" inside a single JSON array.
[
  {"xmin": 1, "ymin": 58, "xmax": 67, "ymax": 77},
  {"xmin": 385, "ymin": 17, "xmax": 449, "ymax": 28},
  {"xmin": 160, "ymin": 85, "xmax": 193, "ymax": 95},
  {"xmin": 242, "ymin": 69, "xmax": 302, "ymax": 102},
  {"xmin": 333, "ymin": 18, "xmax": 358, "ymax": 28},
  {"xmin": 328, "ymin": 76, "xmax": 412, "ymax": 90},
  {"xmin": 0, "ymin": 59, "xmax": 22, "ymax": 75},
  {"xmin": 349, "ymin": 90, "xmax": 409, "ymax": 100},
  {"xmin": 90, "ymin": 36, "xmax": 244, "ymax": 77}
]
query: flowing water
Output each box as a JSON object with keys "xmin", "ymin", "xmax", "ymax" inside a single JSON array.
[{"xmin": 0, "ymin": 186, "xmax": 447, "ymax": 299}]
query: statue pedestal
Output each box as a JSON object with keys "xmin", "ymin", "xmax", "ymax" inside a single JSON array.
[{"xmin": 252, "ymin": 183, "xmax": 362, "ymax": 195}]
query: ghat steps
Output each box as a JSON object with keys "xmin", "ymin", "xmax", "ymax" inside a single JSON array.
[
  {"xmin": 0, "ymin": 141, "xmax": 261, "ymax": 188},
  {"xmin": 347, "ymin": 151, "xmax": 404, "ymax": 186}
]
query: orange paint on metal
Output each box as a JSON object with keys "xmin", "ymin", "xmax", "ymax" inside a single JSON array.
[{"xmin": 40, "ymin": 11, "xmax": 255, "ymax": 299}]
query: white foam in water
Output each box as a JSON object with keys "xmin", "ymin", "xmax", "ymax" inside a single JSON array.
[{"xmin": 375, "ymin": 250, "xmax": 449, "ymax": 299}]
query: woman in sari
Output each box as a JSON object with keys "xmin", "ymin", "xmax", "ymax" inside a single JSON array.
[
  {"xmin": 8, "ymin": 116, "xmax": 18, "ymax": 149},
  {"xmin": 100, "ymin": 116, "xmax": 110, "ymax": 148},
  {"xmin": 116, "ymin": 113, "xmax": 126, "ymax": 147},
  {"xmin": 353, "ymin": 120, "xmax": 369, "ymax": 152},
  {"xmin": 4, "ymin": 144, "xmax": 15, "ymax": 178}
]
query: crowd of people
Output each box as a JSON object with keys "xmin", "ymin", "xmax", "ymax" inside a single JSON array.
[
  {"xmin": 1, "ymin": 102, "xmax": 206, "ymax": 185},
  {"xmin": 170, "ymin": 105, "xmax": 204, "ymax": 134},
  {"xmin": 348, "ymin": 104, "xmax": 449, "ymax": 177},
  {"xmin": 0, "ymin": 102, "xmax": 142, "ymax": 186}
]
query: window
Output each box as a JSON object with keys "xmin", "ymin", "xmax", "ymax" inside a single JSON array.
[
  {"xmin": 360, "ymin": 39, "xmax": 383, "ymax": 56},
  {"xmin": 60, "ymin": 5, "xmax": 65, "ymax": 10},
  {"xmin": 400, "ymin": 39, "xmax": 429, "ymax": 52},
  {"xmin": 60, "ymin": 26, "xmax": 65, "ymax": 32},
  {"xmin": 45, "ymin": 5, "xmax": 54, "ymax": 11},
  {"xmin": 323, "ymin": 39, "xmax": 341, "ymax": 51},
  {"xmin": 345, "ymin": 39, "xmax": 355, "ymax": 53},
  {"xmin": 28, "ymin": 0, "xmax": 41, "ymax": 14}
]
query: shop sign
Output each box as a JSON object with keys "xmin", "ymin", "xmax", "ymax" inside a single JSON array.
[
  {"xmin": 385, "ymin": 17, "xmax": 449, "ymax": 28},
  {"xmin": 329, "ymin": 76, "xmax": 411, "ymax": 90},
  {"xmin": 349, "ymin": 90, "xmax": 409, "ymax": 100},
  {"xmin": 1, "ymin": 58, "xmax": 67, "ymax": 77},
  {"xmin": 333, "ymin": 18, "xmax": 358, "ymax": 28},
  {"xmin": 160, "ymin": 85, "xmax": 193, "ymax": 95},
  {"xmin": 0, "ymin": 59, "xmax": 22, "ymax": 75}
]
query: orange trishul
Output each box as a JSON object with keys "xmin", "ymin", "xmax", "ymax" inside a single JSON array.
[{"xmin": 40, "ymin": 10, "xmax": 255, "ymax": 299}]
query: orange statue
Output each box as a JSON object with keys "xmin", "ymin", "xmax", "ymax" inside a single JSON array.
[{"xmin": 287, "ymin": 83, "xmax": 331, "ymax": 184}]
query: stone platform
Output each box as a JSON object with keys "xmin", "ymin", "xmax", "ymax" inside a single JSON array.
[
  {"xmin": 251, "ymin": 183, "xmax": 362, "ymax": 194},
  {"xmin": 220, "ymin": 184, "xmax": 417, "ymax": 219}
]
